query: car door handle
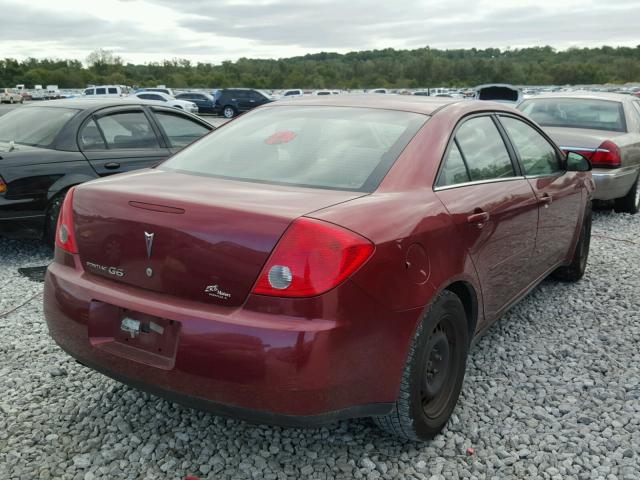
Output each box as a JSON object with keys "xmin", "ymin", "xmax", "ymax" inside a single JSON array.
[
  {"xmin": 539, "ymin": 193, "xmax": 553, "ymax": 207},
  {"xmin": 467, "ymin": 211, "xmax": 490, "ymax": 227},
  {"xmin": 104, "ymin": 162, "xmax": 121, "ymax": 170}
]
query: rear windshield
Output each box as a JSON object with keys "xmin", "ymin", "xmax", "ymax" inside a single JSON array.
[
  {"xmin": 519, "ymin": 98, "xmax": 627, "ymax": 132},
  {"xmin": 0, "ymin": 106, "xmax": 78, "ymax": 147},
  {"xmin": 160, "ymin": 106, "xmax": 426, "ymax": 191}
]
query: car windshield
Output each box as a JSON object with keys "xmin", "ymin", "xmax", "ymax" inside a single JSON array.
[
  {"xmin": 0, "ymin": 106, "xmax": 79, "ymax": 147},
  {"xmin": 160, "ymin": 106, "xmax": 426, "ymax": 191},
  {"xmin": 519, "ymin": 98, "xmax": 626, "ymax": 132}
]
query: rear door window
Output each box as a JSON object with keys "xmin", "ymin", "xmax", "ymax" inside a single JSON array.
[
  {"xmin": 108, "ymin": 87, "xmax": 118, "ymax": 94},
  {"xmin": 436, "ymin": 142, "xmax": 470, "ymax": 187},
  {"xmin": 96, "ymin": 111, "xmax": 160, "ymax": 149},
  {"xmin": 154, "ymin": 111, "xmax": 210, "ymax": 148},
  {"xmin": 79, "ymin": 119, "xmax": 106, "ymax": 150},
  {"xmin": 455, "ymin": 116, "xmax": 515, "ymax": 181},
  {"xmin": 500, "ymin": 116, "xmax": 562, "ymax": 176}
]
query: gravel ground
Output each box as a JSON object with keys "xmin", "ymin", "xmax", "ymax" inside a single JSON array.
[{"xmin": 0, "ymin": 210, "xmax": 638, "ymax": 480}]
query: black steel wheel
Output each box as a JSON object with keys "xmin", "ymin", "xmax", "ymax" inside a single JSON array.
[
  {"xmin": 553, "ymin": 201, "xmax": 592, "ymax": 282},
  {"xmin": 373, "ymin": 290, "xmax": 470, "ymax": 441}
]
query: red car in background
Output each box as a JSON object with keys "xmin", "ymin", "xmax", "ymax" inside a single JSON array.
[{"xmin": 44, "ymin": 95, "xmax": 593, "ymax": 441}]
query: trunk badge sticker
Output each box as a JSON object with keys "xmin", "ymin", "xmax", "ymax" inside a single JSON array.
[
  {"xmin": 205, "ymin": 284, "xmax": 231, "ymax": 300},
  {"xmin": 146, "ymin": 267, "xmax": 153, "ymax": 278}
]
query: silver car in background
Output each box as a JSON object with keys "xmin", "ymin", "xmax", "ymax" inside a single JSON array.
[{"xmin": 519, "ymin": 92, "xmax": 640, "ymax": 213}]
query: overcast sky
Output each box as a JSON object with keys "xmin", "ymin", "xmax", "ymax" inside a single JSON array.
[{"xmin": 0, "ymin": 0, "xmax": 638, "ymax": 64}]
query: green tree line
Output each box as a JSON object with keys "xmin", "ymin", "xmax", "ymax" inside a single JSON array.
[{"xmin": 1, "ymin": 45, "xmax": 640, "ymax": 90}]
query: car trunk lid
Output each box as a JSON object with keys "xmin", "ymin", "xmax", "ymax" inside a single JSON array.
[
  {"xmin": 74, "ymin": 169, "xmax": 365, "ymax": 306},
  {"xmin": 543, "ymin": 126, "xmax": 626, "ymax": 151}
]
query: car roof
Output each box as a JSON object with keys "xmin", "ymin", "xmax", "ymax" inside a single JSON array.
[
  {"xmin": 21, "ymin": 98, "xmax": 164, "ymax": 110},
  {"xmin": 265, "ymin": 94, "xmax": 460, "ymax": 115},
  {"xmin": 523, "ymin": 91, "xmax": 633, "ymax": 103}
]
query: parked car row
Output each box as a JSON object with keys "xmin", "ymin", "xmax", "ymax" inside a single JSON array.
[{"xmin": 1, "ymin": 91, "xmax": 637, "ymax": 442}]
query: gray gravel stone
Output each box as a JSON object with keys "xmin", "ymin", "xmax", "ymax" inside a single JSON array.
[{"xmin": 1, "ymin": 210, "xmax": 639, "ymax": 479}]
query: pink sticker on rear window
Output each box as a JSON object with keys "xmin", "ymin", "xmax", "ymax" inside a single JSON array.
[{"xmin": 265, "ymin": 130, "xmax": 296, "ymax": 145}]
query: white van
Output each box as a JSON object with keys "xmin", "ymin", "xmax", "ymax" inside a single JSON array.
[{"xmin": 83, "ymin": 85, "xmax": 128, "ymax": 98}]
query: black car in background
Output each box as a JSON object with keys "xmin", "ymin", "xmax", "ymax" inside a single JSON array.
[
  {"xmin": 0, "ymin": 99, "xmax": 213, "ymax": 243},
  {"xmin": 213, "ymin": 88, "xmax": 273, "ymax": 118},
  {"xmin": 175, "ymin": 92, "xmax": 217, "ymax": 114}
]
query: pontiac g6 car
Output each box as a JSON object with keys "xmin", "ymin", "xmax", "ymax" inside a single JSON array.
[{"xmin": 44, "ymin": 96, "xmax": 593, "ymax": 440}]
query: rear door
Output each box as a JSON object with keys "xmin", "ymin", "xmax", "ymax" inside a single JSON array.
[
  {"xmin": 234, "ymin": 90, "xmax": 253, "ymax": 112},
  {"xmin": 79, "ymin": 107, "xmax": 170, "ymax": 176},
  {"xmin": 250, "ymin": 90, "xmax": 270, "ymax": 107},
  {"xmin": 434, "ymin": 115, "xmax": 539, "ymax": 323},
  {"xmin": 498, "ymin": 114, "xmax": 583, "ymax": 274}
]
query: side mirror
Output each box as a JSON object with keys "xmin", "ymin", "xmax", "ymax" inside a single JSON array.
[{"xmin": 566, "ymin": 151, "xmax": 592, "ymax": 172}]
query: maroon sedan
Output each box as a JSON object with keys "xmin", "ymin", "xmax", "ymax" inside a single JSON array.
[{"xmin": 44, "ymin": 95, "xmax": 594, "ymax": 440}]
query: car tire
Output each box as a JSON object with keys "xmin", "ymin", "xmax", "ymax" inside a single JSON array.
[
  {"xmin": 223, "ymin": 106, "xmax": 236, "ymax": 119},
  {"xmin": 9, "ymin": 97, "xmax": 14, "ymax": 104},
  {"xmin": 373, "ymin": 290, "xmax": 470, "ymax": 441},
  {"xmin": 613, "ymin": 175, "xmax": 640, "ymax": 214},
  {"xmin": 552, "ymin": 202, "xmax": 592, "ymax": 282},
  {"xmin": 44, "ymin": 191, "xmax": 67, "ymax": 247}
]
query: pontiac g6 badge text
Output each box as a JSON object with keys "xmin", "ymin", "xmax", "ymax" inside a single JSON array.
[{"xmin": 85, "ymin": 261, "xmax": 124, "ymax": 277}]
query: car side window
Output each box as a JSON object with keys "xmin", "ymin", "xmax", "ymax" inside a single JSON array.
[
  {"xmin": 500, "ymin": 116, "xmax": 562, "ymax": 176},
  {"xmin": 154, "ymin": 112, "xmax": 210, "ymax": 148},
  {"xmin": 95, "ymin": 112, "xmax": 159, "ymax": 149},
  {"xmin": 455, "ymin": 116, "xmax": 515, "ymax": 181},
  {"xmin": 96, "ymin": 88, "xmax": 106, "ymax": 95},
  {"xmin": 79, "ymin": 119, "xmax": 106, "ymax": 150},
  {"xmin": 84, "ymin": 89, "xmax": 94, "ymax": 95},
  {"xmin": 108, "ymin": 87, "xmax": 118, "ymax": 94},
  {"xmin": 140, "ymin": 93, "xmax": 164, "ymax": 102},
  {"xmin": 436, "ymin": 142, "xmax": 470, "ymax": 187}
]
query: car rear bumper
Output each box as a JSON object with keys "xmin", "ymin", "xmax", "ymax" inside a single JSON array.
[
  {"xmin": 592, "ymin": 166, "xmax": 639, "ymax": 201},
  {"xmin": 44, "ymin": 251, "xmax": 420, "ymax": 425}
]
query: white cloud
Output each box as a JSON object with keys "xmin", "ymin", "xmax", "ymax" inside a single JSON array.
[{"xmin": 0, "ymin": 0, "xmax": 637, "ymax": 64}]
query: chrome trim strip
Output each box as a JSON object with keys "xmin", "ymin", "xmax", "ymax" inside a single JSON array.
[
  {"xmin": 560, "ymin": 146, "xmax": 609, "ymax": 153},
  {"xmin": 433, "ymin": 176, "xmax": 525, "ymax": 191}
]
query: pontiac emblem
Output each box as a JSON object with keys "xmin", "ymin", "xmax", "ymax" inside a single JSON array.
[{"xmin": 144, "ymin": 232, "xmax": 155, "ymax": 259}]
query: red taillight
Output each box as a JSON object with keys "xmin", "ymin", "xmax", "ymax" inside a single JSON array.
[
  {"xmin": 55, "ymin": 187, "xmax": 78, "ymax": 254},
  {"xmin": 590, "ymin": 140, "xmax": 621, "ymax": 168},
  {"xmin": 252, "ymin": 218, "xmax": 374, "ymax": 297}
]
